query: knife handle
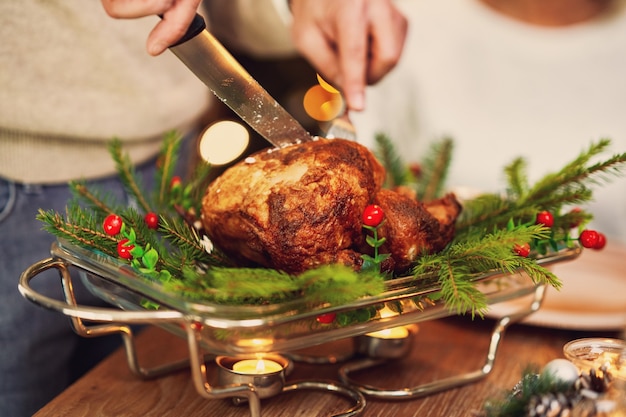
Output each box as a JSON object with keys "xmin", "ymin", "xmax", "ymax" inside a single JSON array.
[{"xmin": 162, "ymin": 13, "xmax": 207, "ymax": 47}]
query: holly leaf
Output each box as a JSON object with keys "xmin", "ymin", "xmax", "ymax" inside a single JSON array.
[
  {"xmin": 130, "ymin": 246, "xmax": 145, "ymax": 258},
  {"xmin": 142, "ymin": 248, "xmax": 159, "ymax": 270},
  {"xmin": 366, "ymin": 235, "xmax": 386, "ymax": 248}
]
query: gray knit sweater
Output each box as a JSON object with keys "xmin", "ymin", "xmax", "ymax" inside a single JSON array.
[{"xmin": 0, "ymin": 0, "xmax": 294, "ymax": 184}]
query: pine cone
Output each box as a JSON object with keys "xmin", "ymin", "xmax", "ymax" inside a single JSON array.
[
  {"xmin": 527, "ymin": 392, "xmax": 575, "ymax": 417},
  {"xmin": 575, "ymin": 367, "xmax": 612, "ymax": 394}
]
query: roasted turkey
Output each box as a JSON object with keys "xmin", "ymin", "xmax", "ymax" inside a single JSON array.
[{"xmin": 201, "ymin": 138, "xmax": 461, "ymax": 275}]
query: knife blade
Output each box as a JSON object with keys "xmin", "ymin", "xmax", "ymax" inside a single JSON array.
[{"xmin": 168, "ymin": 14, "xmax": 312, "ymax": 148}]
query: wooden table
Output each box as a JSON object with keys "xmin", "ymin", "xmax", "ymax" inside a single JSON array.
[{"xmin": 34, "ymin": 316, "xmax": 619, "ymax": 417}]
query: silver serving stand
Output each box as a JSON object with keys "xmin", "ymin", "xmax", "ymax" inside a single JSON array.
[{"xmin": 18, "ymin": 241, "xmax": 581, "ymax": 416}]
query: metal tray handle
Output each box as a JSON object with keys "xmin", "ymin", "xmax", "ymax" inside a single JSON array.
[
  {"xmin": 19, "ymin": 257, "xmax": 370, "ymax": 417},
  {"xmin": 338, "ymin": 283, "xmax": 547, "ymax": 398},
  {"xmin": 18, "ymin": 257, "xmax": 270, "ymax": 416}
]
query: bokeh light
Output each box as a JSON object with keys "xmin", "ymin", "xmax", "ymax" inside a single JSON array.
[
  {"xmin": 198, "ymin": 120, "xmax": 249, "ymax": 166},
  {"xmin": 316, "ymin": 73, "xmax": 340, "ymax": 94},
  {"xmin": 303, "ymin": 84, "xmax": 345, "ymax": 122}
]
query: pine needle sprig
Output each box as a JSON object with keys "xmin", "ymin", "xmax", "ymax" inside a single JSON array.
[
  {"xmin": 456, "ymin": 139, "xmax": 626, "ymax": 236},
  {"xmin": 416, "ymin": 137, "xmax": 454, "ymax": 202},
  {"xmin": 68, "ymin": 180, "xmax": 120, "ymax": 217},
  {"xmin": 154, "ymin": 215, "xmax": 202, "ymax": 255},
  {"xmin": 504, "ymin": 157, "xmax": 529, "ymax": 200},
  {"xmin": 437, "ymin": 263, "xmax": 489, "ymax": 317},
  {"xmin": 108, "ymin": 139, "xmax": 152, "ymax": 213},
  {"xmin": 374, "ymin": 132, "xmax": 417, "ymax": 189},
  {"xmin": 36, "ymin": 208, "xmax": 118, "ymax": 257},
  {"xmin": 411, "ymin": 224, "xmax": 556, "ymax": 315},
  {"xmin": 455, "ymin": 194, "xmax": 538, "ymax": 239},
  {"xmin": 153, "ymin": 131, "xmax": 182, "ymax": 210},
  {"xmin": 169, "ymin": 266, "xmax": 300, "ymax": 304},
  {"xmin": 162, "ymin": 264, "xmax": 385, "ymax": 307},
  {"xmin": 296, "ymin": 265, "xmax": 386, "ymax": 305},
  {"xmin": 122, "ymin": 208, "xmax": 168, "ymax": 256},
  {"xmin": 521, "ymin": 139, "xmax": 624, "ymax": 205},
  {"xmin": 185, "ymin": 160, "xmax": 213, "ymax": 215},
  {"xmin": 35, "ymin": 133, "xmax": 624, "ymax": 314}
]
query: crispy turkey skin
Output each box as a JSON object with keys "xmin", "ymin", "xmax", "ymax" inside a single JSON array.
[{"xmin": 201, "ymin": 138, "xmax": 460, "ymax": 275}]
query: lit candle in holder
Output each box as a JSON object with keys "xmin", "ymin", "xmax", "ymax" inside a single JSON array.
[
  {"xmin": 216, "ymin": 354, "xmax": 290, "ymax": 399},
  {"xmin": 356, "ymin": 325, "xmax": 415, "ymax": 359},
  {"xmin": 563, "ymin": 338, "xmax": 626, "ymax": 380},
  {"xmin": 232, "ymin": 358, "xmax": 283, "ymax": 375},
  {"xmin": 354, "ymin": 306, "xmax": 416, "ymax": 359}
]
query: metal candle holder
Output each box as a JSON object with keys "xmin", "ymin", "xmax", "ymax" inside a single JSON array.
[
  {"xmin": 353, "ymin": 324, "xmax": 417, "ymax": 359},
  {"xmin": 216, "ymin": 354, "xmax": 290, "ymax": 399},
  {"xmin": 17, "ymin": 241, "xmax": 581, "ymax": 415}
]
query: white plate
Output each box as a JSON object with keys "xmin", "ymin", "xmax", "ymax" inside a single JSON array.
[{"xmin": 488, "ymin": 241, "xmax": 626, "ymax": 331}]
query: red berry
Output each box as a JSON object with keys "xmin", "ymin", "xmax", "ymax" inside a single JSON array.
[
  {"xmin": 117, "ymin": 238, "xmax": 135, "ymax": 260},
  {"xmin": 579, "ymin": 229, "xmax": 600, "ymax": 248},
  {"xmin": 594, "ymin": 232, "xmax": 607, "ymax": 250},
  {"xmin": 536, "ymin": 211, "xmax": 554, "ymax": 227},
  {"xmin": 103, "ymin": 214, "xmax": 123, "ymax": 236},
  {"xmin": 316, "ymin": 313, "xmax": 336, "ymax": 324},
  {"xmin": 170, "ymin": 176, "xmax": 182, "ymax": 189},
  {"xmin": 362, "ymin": 204, "xmax": 384, "ymax": 227},
  {"xmin": 513, "ymin": 243, "xmax": 531, "ymax": 257},
  {"xmin": 145, "ymin": 212, "xmax": 159, "ymax": 229}
]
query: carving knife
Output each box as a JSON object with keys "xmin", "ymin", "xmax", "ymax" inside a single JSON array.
[{"xmin": 168, "ymin": 14, "xmax": 312, "ymax": 148}]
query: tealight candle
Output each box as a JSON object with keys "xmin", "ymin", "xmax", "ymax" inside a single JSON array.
[
  {"xmin": 355, "ymin": 325, "xmax": 416, "ymax": 359},
  {"xmin": 563, "ymin": 338, "xmax": 626, "ymax": 380},
  {"xmin": 232, "ymin": 358, "xmax": 283, "ymax": 375},
  {"xmin": 216, "ymin": 354, "xmax": 291, "ymax": 399}
]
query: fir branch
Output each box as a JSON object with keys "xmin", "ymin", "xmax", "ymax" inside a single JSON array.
[
  {"xmin": 169, "ymin": 266, "xmax": 299, "ymax": 303},
  {"xmin": 519, "ymin": 258, "xmax": 561, "ymax": 289},
  {"xmin": 374, "ymin": 132, "xmax": 417, "ymax": 189},
  {"xmin": 416, "ymin": 137, "xmax": 453, "ymax": 202},
  {"xmin": 108, "ymin": 139, "xmax": 152, "ymax": 213},
  {"xmin": 437, "ymin": 261, "xmax": 489, "ymax": 316},
  {"xmin": 457, "ymin": 139, "xmax": 626, "ymax": 235},
  {"xmin": 412, "ymin": 224, "xmax": 555, "ymax": 315},
  {"xmin": 153, "ymin": 132, "xmax": 181, "ymax": 210},
  {"xmin": 522, "ymin": 139, "xmax": 625, "ymax": 204},
  {"xmin": 157, "ymin": 215, "xmax": 232, "ymax": 271},
  {"xmin": 158, "ymin": 215, "xmax": 207, "ymax": 258},
  {"xmin": 186, "ymin": 160, "xmax": 213, "ymax": 215},
  {"xmin": 68, "ymin": 180, "xmax": 119, "ymax": 216},
  {"xmin": 296, "ymin": 265, "xmax": 386, "ymax": 305},
  {"xmin": 122, "ymin": 208, "xmax": 169, "ymax": 266},
  {"xmin": 455, "ymin": 193, "xmax": 538, "ymax": 238},
  {"xmin": 504, "ymin": 157, "xmax": 528, "ymax": 200},
  {"xmin": 33, "ymin": 133, "xmax": 625, "ymax": 313},
  {"xmin": 36, "ymin": 209, "xmax": 118, "ymax": 257}
]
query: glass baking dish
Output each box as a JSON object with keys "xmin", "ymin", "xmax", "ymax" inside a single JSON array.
[{"xmin": 39, "ymin": 239, "xmax": 582, "ymax": 356}]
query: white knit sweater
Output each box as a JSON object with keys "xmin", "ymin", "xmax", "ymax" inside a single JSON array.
[{"xmin": 353, "ymin": 0, "xmax": 626, "ymax": 243}]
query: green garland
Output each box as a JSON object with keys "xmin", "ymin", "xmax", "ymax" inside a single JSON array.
[{"xmin": 36, "ymin": 132, "xmax": 626, "ymax": 314}]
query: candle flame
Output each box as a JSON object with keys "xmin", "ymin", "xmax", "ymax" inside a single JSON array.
[{"xmin": 379, "ymin": 306, "xmax": 398, "ymax": 319}]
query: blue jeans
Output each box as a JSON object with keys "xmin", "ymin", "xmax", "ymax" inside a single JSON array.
[{"xmin": 0, "ymin": 137, "xmax": 192, "ymax": 416}]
